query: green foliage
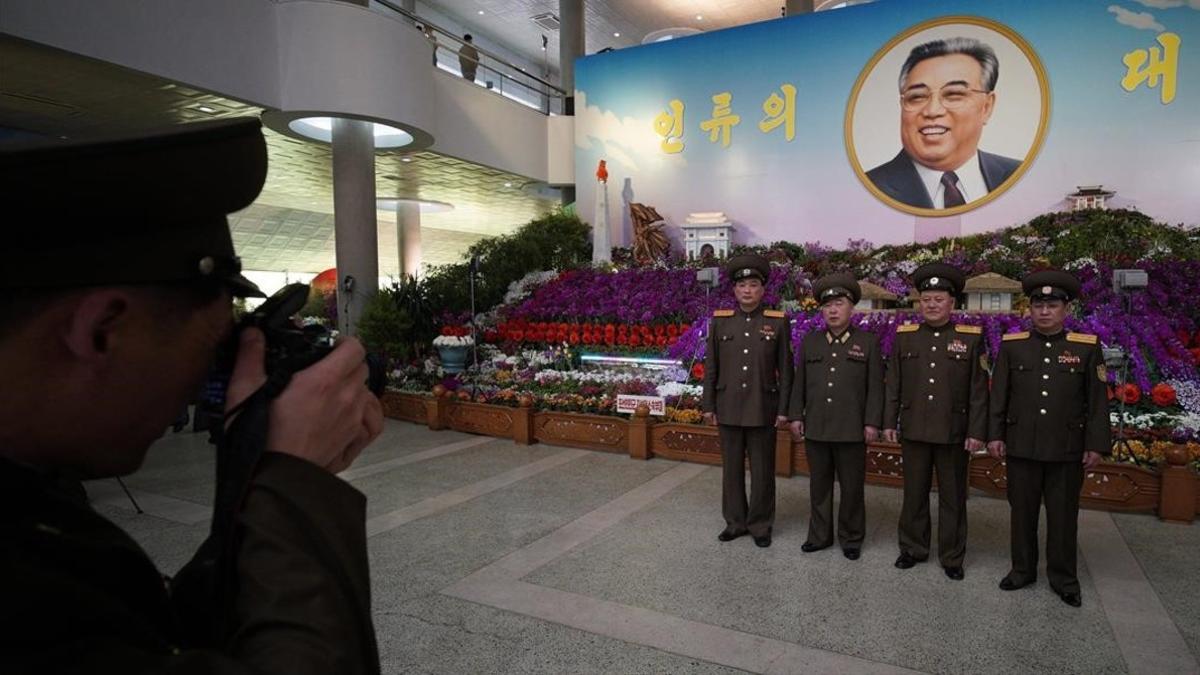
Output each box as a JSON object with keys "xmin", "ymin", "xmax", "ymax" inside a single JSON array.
[
  {"xmin": 424, "ymin": 209, "xmax": 591, "ymax": 316},
  {"xmin": 357, "ymin": 275, "xmax": 437, "ymax": 363}
]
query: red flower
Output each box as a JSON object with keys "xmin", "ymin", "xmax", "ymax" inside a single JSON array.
[
  {"xmin": 441, "ymin": 326, "xmax": 453, "ymax": 336},
  {"xmin": 1151, "ymin": 383, "xmax": 1177, "ymax": 407},
  {"xmin": 691, "ymin": 363, "xmax": 705, "ymax": 380},
  {"xmin": 1116, "ymin": 383, "xmax": 1141, "ymax": 405},
  {"xmin": 668, "ymin": 336, "xmax": 678, "ymax": 345},
  {"xmin": 667, "ymin": 324, "xmax": 680, "ymax": 337},
  {"xmin": 568, "ymin": 333, "xmax": 580, "ymax": 345},
  {"xmin": 511, "ymin": 330, "xmax": 524, "ymax": 342},
  {"xmin": 605, "ymin": 335, "xmax": 616, "ymax": 346},
  {"xmin": 629, "ymin": 334, "xmax": 641, "ymax": 347},
  {"xmin": 681, "ymin": 323, "xmax": 691, "ymax": 333},
  {"xmin": 582, "ymin": 334, "xmax": 593, "ymax": 345},
  {"xmin": 559, "ymin": 323, "xmax": 569, "ymax": 333},
  {"xmin": 617, "ymin": 334, "xmax": 628, "ymax": 345},
  {"xmin": 654, "ymin": 324, "xmax": 666, "ymax": 336},
  {"xmin": 617, "ymin": 324, "xmax": 628, "ymax": 335},
  {"xmin": 605, "ymin": 323, "xmax": 616, "ymax": 336}
]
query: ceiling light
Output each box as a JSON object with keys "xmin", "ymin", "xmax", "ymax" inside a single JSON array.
[
  {"xmin": 377, "ymin": 199, "xmax": 455, "ymax": 214},
  {"xmin": 478, "ymin": 9, "xmax": 484, "ymax": 14},
  {"xmin": 286, "ymin": 117, "xmax": 414, "ymax": 148},
  {"xmin": 696, "ymin": 14, "xmax": 703, "ymax": 20},
  {"xmin": 401, "ymin": 157, "xmax": 413, "ymax": 162},
  {"xmin": 197, "ymin": 105, "xmax": 217, "ymax": 113},
  {"xmin": 613, "ymin": 32, "xmax": 620, "ymax": 37},
  {"xmin": 504, "ymin": 182, "xmax": 513, "ymax": 188}
]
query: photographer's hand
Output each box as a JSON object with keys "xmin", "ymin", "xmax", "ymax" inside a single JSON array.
[{"xmin": 227, "ymin": 328, "xmax": 384, "ymax": 473}]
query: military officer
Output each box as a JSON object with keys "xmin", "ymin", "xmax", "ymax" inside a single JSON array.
[
  {"xmin": 702, "ymin": 253, "xmax": 793, "ymax": 548},
  {"xmin": 788, "ymin": 272, "xmax": 884, "ymax": 560},
  {"xmin": 883, "ymin": 263, "xmax": 988, "ymax": 580},
  {"xmin": 988, "ymin": 270, "xmax": 1110, "ymax": 607}
]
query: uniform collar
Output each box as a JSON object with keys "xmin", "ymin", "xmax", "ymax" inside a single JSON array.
[
  {"xmin": 825, "ymin": 326, "xmax": 853, "ymax": 344},
  {"xmin": 737, "ymin": 304, "xmax": 763, "ymax": 318},
  {"xmin": 1034, "ymin": 328, "xmax": 1067, "ymax": 341},
  {"xmin": 921, "ymin": 321, "xmax": 953, "ymax": 333}
]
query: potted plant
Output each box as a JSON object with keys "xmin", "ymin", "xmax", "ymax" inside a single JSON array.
[{"xmin": 433, "ymin": 326, "xmax": 474, "ymax": 373}]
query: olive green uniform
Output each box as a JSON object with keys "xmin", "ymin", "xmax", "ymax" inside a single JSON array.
[
  {"xmin": 702, "ymin": 305, "xmax": 793, "ymax": 538},
  {"xmin": 789, "ymin": 327, "xmax": 884, "ymax": 550},
  {"xmin": 988, "ymin": 330, "xmax": 1111, "ymax": 594},
  {"xmin": 884, "ymin": 322, "xmax": 989, "ymax": 567}
]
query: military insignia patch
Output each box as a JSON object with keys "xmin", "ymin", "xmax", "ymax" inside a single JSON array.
[
  {"xmin": 1097, "ymin": 364, "xmax": 1108, "ymax": 382},
  {"xmin": 847, "ymin": 343, "xmax": 867, "ymax": 360},
  {"xmin": 1058, "ymin": 351, "xmax": 1082, "ymax": 366},
  {"xmin": 759, "ymin": 324, "xmax": 776, "ymax": 340},
  {"xmin": 948, "ymin": 339, "xmax": 968, "ymax": 354}
]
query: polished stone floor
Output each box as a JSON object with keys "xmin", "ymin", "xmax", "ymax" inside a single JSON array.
[{"xmin": 89, "ymin": 419, "xmax": 1200, "ymax": 674}]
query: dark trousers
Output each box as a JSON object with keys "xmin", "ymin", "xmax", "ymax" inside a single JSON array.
[
  {"xmin": 805, "ymin": 440, "xmax": 866, "ymax": 550},
  {"xmin": 718, "ymin": 424, "xmax": 776, "ymax": 538},
  {"xmin": 1006, "ymin": 456, "xmax": 1085, "ymax": 594},
  {"xmin": 898, "ymin": 440, "xmax": 970, "ymax": 567}
]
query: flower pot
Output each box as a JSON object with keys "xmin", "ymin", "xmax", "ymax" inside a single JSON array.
[{"xmin": 437, "ymin": 345, "xmax": 470, "ymax": 373}]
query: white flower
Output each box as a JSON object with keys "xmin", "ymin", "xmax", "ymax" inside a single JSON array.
[
  {"xmin": 433, "ymin": 334, "xmax": 475, "ymax": 347},
  {"xmin": 503, "ymin": 270, "xmax": 560, "ymax": 305},
  {"xmin": 656, "ymin": 382, "xmax": 702, "ymax": 398}
]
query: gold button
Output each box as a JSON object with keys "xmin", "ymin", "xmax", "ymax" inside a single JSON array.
[
  {"xmin": 746, "ymin": 317, "xmax": 751, "ymax": 322},
  {"xmin": 929, "ymin": 378, "xmax": 935, "ymax": 384},
  {"xmin": 742, "ymin": 365, "xmax": 748, "ymax": 371},
  {"xmin": 927, "ymin": 394, "xmax": 934, "ymax": 400},
  {"xmin": 931, "ymin": 346, "xmax": 938, "ymax": 351},
  {"xmin": 832, "ymin": 353, "xmax": 838, "ymax": 358},
  {"xmin": 930, "ymin": 363, "xmax": 936, "ymax": 368},
  {"xmin": 828, "ymin": 382, "xmax": 834, "ymax": 387},
  {"xmin": 826, "ymin": 397, "xmax": 832, "ymax": 403},
  {"xmin": 1044, "ymin": 357, "xmax": 1050, "ymax": 363},
  {"xmin": 1045, "ymin": 342, "xmax": 1052, "ymax": 348},
  {"xmin": 742, "ymin": 383, "xmax": 748, "ymax": 388},
  {"xmin": 1042, "ymin": 391, "xmax": 1048, "ymax": 396},
  {"xmin": 830, "ymin": 366, "xmax": 836, "ymax": 372},
  {"xmin": 1043, "ymin": 374, "xmax": 1049, "ymax": 380},
  {"xmin": 743, "ymin": 348, "xmax": 749, "ymax": 354},
  {"xmin": 745, "ymin": 332, "xmax": 750, "ymax": 337},
  {"xmin": 1039, "ymin": 408, "xmax": 1047, "ymax": 415},
  {"xmin": 934, "ymin": 332, "xmax": 940, "ymax": 337}
]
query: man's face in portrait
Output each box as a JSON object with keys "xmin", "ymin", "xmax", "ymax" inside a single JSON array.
[{"xmin": 900, "ymin": 53, "xmax": 996, "ymax": 172}]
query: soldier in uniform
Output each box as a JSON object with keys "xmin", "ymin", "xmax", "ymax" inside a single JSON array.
[
  {"xmin": 788, "ymin": 273, "xmax": 884, "ymax": 560},
  {"xmin": 988, "ymin": 270, "xmax": 1110, "ymax": 607},
  {"xmin": 883, "ymin": 263, "xmax": 988, "ymax": 580},
  {"xmin": 0, "ymin": 120, "xmax": 384, "ymax": 671},
  {"xmin": 702, "ymin": 253, "xmax": 793, "ymax": 548}
]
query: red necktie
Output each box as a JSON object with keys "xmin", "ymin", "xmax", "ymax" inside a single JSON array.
[{"xmin": 941, "ymin": 172, "xmax": 965, "ymax": 208}]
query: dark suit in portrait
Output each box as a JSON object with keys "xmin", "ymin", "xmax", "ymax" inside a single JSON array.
[{"xmin": 866, "ymin": 150, "xmax": 1020, "ymax": 209}]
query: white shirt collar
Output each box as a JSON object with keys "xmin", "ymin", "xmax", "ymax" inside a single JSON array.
[{"xmin": 910, "ymin": 153, "xmax": 988, "ymax": 209}]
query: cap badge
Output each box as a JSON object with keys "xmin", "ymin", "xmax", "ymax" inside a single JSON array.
[
  {"xmin": 198, "ymin": 256, "xmax": 215, "ymax": 276},
  {"xmin": 741, "ymin": 268, "xmax": 752, "ymax": 278},
  {"xmin": 930, "ymin": 276, "xmax": 940, "ymax": 286},
  {"xmin": 1042, "ymin": 286, "xmax": 1052, "ymax": 295}
]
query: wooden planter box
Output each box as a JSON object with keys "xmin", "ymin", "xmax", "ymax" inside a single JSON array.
[{"xmin": 380, "ymin": 390, "xmax": 1197, "ymax": 523}]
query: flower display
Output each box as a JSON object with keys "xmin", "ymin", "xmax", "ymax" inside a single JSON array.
[
  {"xmin": 1151, "ymin": 383, "xmax": 1177, "ymax": 407},
  {"xmin": 1115, "ymin": 383, "xmax": 1141, "ymax": 405}
]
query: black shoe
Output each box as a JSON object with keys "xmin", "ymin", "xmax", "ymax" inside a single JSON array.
[
  {"xmin": 801, "ymin": 542, "xmax": 830, "ymax": 553},
  {"xmin": 754, "ymin": 535, "xmax": 772, "ymax": 548},
  {"xmin": 718, "ymin": 529, "xmax": 747, "ymax": 542},
  {"xmin": 943, "ymin": 566, "xmax": 964, "ymax": 581},
  {"xmin": 842, "ymin": 548, "xmax": 860, "ymax": 561},
  {"xmin": 999, "ymin": 575, "xmax": 1034, "ymax": 591},
  {"xmin": 1059, "ymin": 592, "xmax": 1082, "ymax": 607},
  {"xmin": 894, "ymin": 552, "xmax": 919, "ymax": 569}
]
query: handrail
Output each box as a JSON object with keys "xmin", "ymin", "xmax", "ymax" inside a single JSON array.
[{"xmin": 373, "ymin": 0, "xmax": 567, "ymax": 114}]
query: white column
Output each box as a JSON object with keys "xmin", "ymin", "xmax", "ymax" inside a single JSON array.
[
  {"xmin": 397, "ymin": 201, "xmax": 422, "ymax": 278},
  {"xmin": 331, "ymin": 118, "xmax": 378, "ymax": 336},
  {"xmin": 593, "ymin": 179, "xmax": 610, "ymax": 263}
]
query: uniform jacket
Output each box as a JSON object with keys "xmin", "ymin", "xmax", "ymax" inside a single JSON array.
[
  {"xmin": 884, "ymin": 322, "xmax": 989, "ymax": 444},
  {"xmin": 988, "ymin": 330, "xmax": 1112, "ymax": 461},
  {"xmin": 701, "ymin": 305, "xmax": 793, "ymax": 427},
  {"xmin": 865, "ymin": 150, "xmax": 1021, "ymax": 209},
  {"xmin": 789, "ymin": 326, "xmax": 885, "ymax": 442},
  {"xmin": 0, "ymin": 452, "xmax": 380, "ymax": 674}
]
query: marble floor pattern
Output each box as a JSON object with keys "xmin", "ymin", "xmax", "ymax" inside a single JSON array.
[{"xmin": 90, "ymin": 419, "xmax": 1200, "ymax": 674}]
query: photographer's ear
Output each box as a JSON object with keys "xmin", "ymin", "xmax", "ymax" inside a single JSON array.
[{"xmin": 62, "ymin": 289, "xmax": 131, "ymax": 362}]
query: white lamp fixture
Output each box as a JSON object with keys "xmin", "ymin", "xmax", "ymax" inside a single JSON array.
[
  {"xmin": 377, "ymin": 199, "xmax": 455, "ymax": 214},
  {"xmin": 287, "ymin": 117, "xmax": 414, "ymax": 149}
]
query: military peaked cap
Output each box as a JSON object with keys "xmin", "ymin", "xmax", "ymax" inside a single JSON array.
[
  {"xmin": 1, "ymin": 118, "xmax": 268, "ymax": 297},
  {"xmin": 812, "ymin": 271, "xmax": 861, "ymax": 305},
  {"xmin": 1023, "ymin": 269, "xmax": 1081, "ymax": 302},
  {"xmin": 726, "ymin": 253, "xmax": 770, "ymax": 283},
  {"xmin": 912, "ymin": 262, "xmax": 965, "ymax": 295}
]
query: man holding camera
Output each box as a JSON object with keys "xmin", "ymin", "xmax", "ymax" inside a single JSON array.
[
  {"xmin": 702, "ymin": 253, "xmax": 792, "ymax": 549},
  {"xmin": 0, "ymin": 120, "xmax": 384, "ymax": 671},
  {"xmin": 883, "ymin": 263, "xmax": 988, "ymax": 581},
  {"xmin": 987, "ymin": 270, "xmax": 1110, "ymax": 607}
]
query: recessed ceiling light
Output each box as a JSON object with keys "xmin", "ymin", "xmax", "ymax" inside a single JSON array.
[
  {"xmin": 477, "ymin": 9, "xmax": 484, "ymax": 14},
  {"xmin": 613, "ymin": 32, "xmax": 620, "ymax": 37},
  {"xmin": 504, "ymin": 182, "xmax": 513, "ymax": 188},
  {"xmin": 696, "ymin": 14, "xmax": 703, "ymax": 20},
  {"xmin": 401, "ymin": 157, "xmax": 412, "ymax": 162},
  {"xmin": 287, "ymin": 116, "xmax": 414, "ymax": 148},
  {"xmin": 197, "ymin": 105, "xmax": 217, "ymax": 113}
]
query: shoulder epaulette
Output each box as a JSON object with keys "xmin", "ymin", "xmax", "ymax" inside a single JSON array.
[
  {"xmin": 713, "ymin": 309, "xmax": 734, "ymax": 317},
  {"xmin": 1002, "ymin": 331, "xmax": 1030, "ymax": 341},
  {"xmin": 763, "ymin": 309, "xmax": 785, "ymax": 318},
  {"xmin": 896, "ymin": 323, "xmax": 919, "ymax": 333},
  {"xmin": 955, "ymin": 325, "xmax": 982, "ymax": 335},
  {"xmin": 1067, "ymin": 332, "xmax": 1098, "ymax": 345}
]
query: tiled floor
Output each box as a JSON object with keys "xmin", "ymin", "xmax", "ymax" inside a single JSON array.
[{"xmin": 90, "ymin": 419, "xmax": 1200, "ymax": 674}]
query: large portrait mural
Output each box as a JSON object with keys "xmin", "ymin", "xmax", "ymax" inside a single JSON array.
[{"xmin": 846, "ymin": 17, "xmax": 1049, "ymax": 216}]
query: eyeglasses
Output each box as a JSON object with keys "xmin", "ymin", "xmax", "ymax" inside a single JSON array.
[{"xmin": 901, "ymin": 86, "xmax": 990, "ymax": 112}]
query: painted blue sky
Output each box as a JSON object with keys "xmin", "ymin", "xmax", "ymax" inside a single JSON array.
[{"xmin": 575, "ymin": 0, "xmax": 1199, "ymax": 248}]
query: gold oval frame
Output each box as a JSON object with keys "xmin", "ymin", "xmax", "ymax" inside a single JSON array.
[{"xmin": 844, "ymin": 15, "xmax": 1051, "ymax": 217}]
